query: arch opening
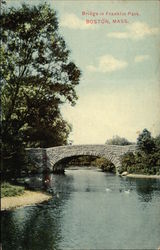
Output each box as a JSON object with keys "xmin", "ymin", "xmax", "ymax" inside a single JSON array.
[{"xmin": 53, "ymin": 155, "xmax": 116, "ymax": 174}]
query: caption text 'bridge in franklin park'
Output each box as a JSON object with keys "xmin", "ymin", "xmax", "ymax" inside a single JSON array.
[{"xmin": 26, "ymin": 144, "xmax": 136, "ymax": 174}]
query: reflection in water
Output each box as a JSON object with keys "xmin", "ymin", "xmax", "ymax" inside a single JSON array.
[
  {"xmin": 24, "ymin": 173, "xmax": 53, "ymax": 191},
  {"xmin": 135, "ymin": 178, "xmax": 160, "ymax": 202},
  {"xmin": 125, "ymin": 177, "xmax": 160, "ymax": 202},
  {"xmin": 2, "ymin": 173, "xmax": 74, "ymax": 250},
  {"xmin": 1, "ymin": 168, "xmax": 160, "ymax": 250},
  {"xmin": 2, "ymin": 206, "xmax": 62, "ymax": 250}
]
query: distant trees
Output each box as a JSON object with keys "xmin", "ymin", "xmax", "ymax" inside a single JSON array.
[
  {"xmin": 105, "ymin": 135, "xmax": 133, "ymax": 146},
  {"xmin": 121, "ymin": 129, "xmax": 160, "ymax": 175},
  {"xmin": 65, "ymin": 156, "xmax": 116, "ymax": 173},
  {"xmin": 92, "ymin": 157, "xmax": 116, "ymax": 173},
  {"xmin": 1, "ymin": 3, "xmax": 81, "ymax": 160}
]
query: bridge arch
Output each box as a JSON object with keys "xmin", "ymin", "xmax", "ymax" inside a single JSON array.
[
  {"xmin": 45, "ymin": 144, "xmax": 136, "ymax": 174},
  {"xmin": 52, "ymin": 153, "xmax": 117, "ymax": 173}
]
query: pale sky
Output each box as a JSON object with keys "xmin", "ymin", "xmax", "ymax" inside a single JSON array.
[{"xmin": 8, "ymin": 0, "xmax": 160, "ymax": 144}]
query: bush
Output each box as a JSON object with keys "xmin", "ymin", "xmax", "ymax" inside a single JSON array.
[
  {"xmin": 120, "ymin": 152, "xmax": 136, "ymax": 173},
  {"xmin": 120, "ymin": 130, "xmax": 160, "ymax": 175},
  {"xmin": 92, "ymin": 158, "xmax": 116, "ymax": 173}
]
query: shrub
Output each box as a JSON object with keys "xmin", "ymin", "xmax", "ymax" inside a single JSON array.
[
  {"xmin": 92, "ymin": 158, "xmax": 116, "ymax": 173},
  {"xmin": 1, "ymin": 182, "xmax": 25, "ymax": 198}
]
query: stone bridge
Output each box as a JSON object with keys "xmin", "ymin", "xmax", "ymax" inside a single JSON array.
[{"xmin": 26, "ymin": 144, "xmax": 136, "ymax": 174}]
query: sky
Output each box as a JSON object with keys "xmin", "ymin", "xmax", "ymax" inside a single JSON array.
[{"xmin": 7, "ymin": 0, "xmax": 160, "ymax": 144}]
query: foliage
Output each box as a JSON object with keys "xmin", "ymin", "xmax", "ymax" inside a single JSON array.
[
  {"xmin": 1, "ymin": 182, "xmax": 25, "ymax": 198},
  {"xmin": 92, "ymin": 157, "xmax": 116, "ymax": 173},
  {"xmin": 154, "ymin": 134, "xmax": 160, "ymax": 150},
  {"xmin": 66, "ymin": 155, "xmax": 98, "ymax": 166},
  {"xmin": 66, "ymin": 155, "xmax": 116, "ymax": 173},
  {"xmin": 120, "ymin": 130, "xmax": 160, "ymax": 175},
  {"xmin": 105, "ymin": 135, "xmax": 133, "ymax": 146},
  {"xmin": 137, "ymin": 128, "xmax": 155, "ymax": 153},
  {"xmin": 1, "ymin": 149, "xmax": 28, "ymax": 180},
  {"xmin": 1, "ymin": 3, "xmax": 81, "ymax": 172},
  {"xmin": 120, "ymin": 152, "xmax": 136, "ymax": 173}
]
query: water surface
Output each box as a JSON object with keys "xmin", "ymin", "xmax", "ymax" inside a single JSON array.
[{"xmin": 1, "ymin": 168, "xmax": 160, "ymax": 250}]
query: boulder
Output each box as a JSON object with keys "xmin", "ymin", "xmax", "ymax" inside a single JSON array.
[{"xmin": 121, "ymin": 171, "xmax": 128, "ymax": 176}]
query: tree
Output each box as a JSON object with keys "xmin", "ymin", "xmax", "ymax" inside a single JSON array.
[
  {"xmin": 137, "ymin": 129, "xmax": 155, "ymax": 153},
  {"xmin": 105, "ymin": 135, "xmax": 133, "ymax": 146},
  {"xmin": 120, "ymin": 129, "xmax": 160, "ymax": 175},
  {"xmin": 1, "ymin": 3, "xmax": 81, "ymax": 157},
  {"xmin": 154, "ymin": 134, "xmax": 160, "ymax": 150}
]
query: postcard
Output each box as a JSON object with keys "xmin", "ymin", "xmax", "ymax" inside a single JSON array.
[{"xmin": 1, "ymin": 0, "xmax": 160, "ymax": 249}]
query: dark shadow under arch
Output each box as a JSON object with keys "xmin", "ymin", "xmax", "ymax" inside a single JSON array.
[{"xmin": 53, "ymin": 154, "xmax": 116, "ymax": 174}]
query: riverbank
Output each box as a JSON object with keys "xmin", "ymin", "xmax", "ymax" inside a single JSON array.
[
  {"xmin": 126, "ymin": 174, "xmax": 160, "ymax": 179},
  {"xmin": 1, "ymin": 190, "xmax": 52, "ymax": 211}
]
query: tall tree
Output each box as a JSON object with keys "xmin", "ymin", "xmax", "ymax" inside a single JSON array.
[
  {"xmin": 137, "ymin": 129, "xmax": 155, "ymax": 153},
  {"xmin": 1, "ymin": 3, "xmax": 81, "ymax": 156}
]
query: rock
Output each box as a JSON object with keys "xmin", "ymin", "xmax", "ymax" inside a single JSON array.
[{"xmin": 121, "ymin": 171, "xmax": 128, "ymax": 176}]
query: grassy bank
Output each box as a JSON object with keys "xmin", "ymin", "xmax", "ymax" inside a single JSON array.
[
  {"xmin": 1, "ymin": 182, "xmax": 52, "ymax": 211},
  {"xmin": 1, "ymin": 182, "xmax": 25, "ymax": 198},
  {"xmin": 1, "ymin": 190, "xmax": 52, "ymax": 211}
]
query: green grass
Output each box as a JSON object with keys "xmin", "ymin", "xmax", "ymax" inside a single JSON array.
[{"xmin": 1, "ymin": 182, "xmax": 25, "ymax": 198}]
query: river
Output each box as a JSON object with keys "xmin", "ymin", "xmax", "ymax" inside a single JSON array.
[{"xmin": 1, "ymin": 167, "xmax": 160, "ymax": 250}]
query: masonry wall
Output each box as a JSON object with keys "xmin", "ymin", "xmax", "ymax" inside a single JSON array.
[{"xmin": 26, "ymin": 144, "xmax": 136, "ymax": 174}]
